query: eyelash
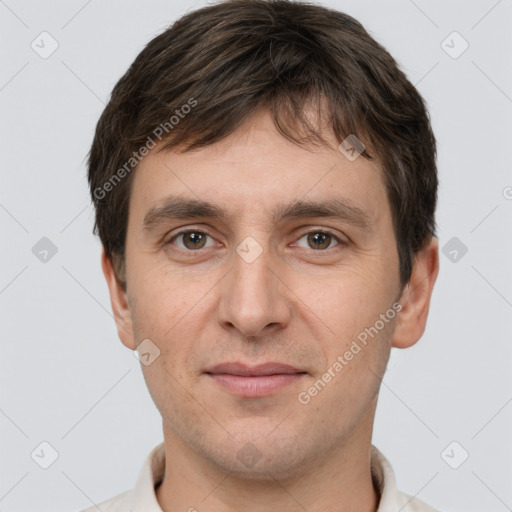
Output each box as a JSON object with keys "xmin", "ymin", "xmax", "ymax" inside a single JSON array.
[{"xmin": 166, "ymin": 228, "xmax": 345, "ymax": 253}]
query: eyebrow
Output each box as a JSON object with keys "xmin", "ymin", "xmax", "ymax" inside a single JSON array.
[{"xmin": 142, "ymin": 195, "xmax": 372, "ymax": 231}]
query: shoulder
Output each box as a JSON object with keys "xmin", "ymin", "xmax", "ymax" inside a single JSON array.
[
  {"xmin": 394, "ymin": 489, "xmax": 441, "ymax": 511},
  {"xmin": 371, "ymin": 446, "xmax": 441, "ymax": 512},
  {"xmin": 77, "ymin": 489, "xmax": 132, "ymax": 512}
]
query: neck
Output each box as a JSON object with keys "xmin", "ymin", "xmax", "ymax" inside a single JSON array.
[{"xmin": 155, "ymin": 422, "xmax": 379, "ymax": 512}]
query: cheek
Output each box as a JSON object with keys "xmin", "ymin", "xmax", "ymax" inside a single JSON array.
[
  {"xmin": 130, "ymin": 262, "xmax": 190, "ymax": 325},
  {"xmin": 294, "ymin": 268, "xmax": 397, "ymax": 404},
  {"xmin": 305, "ymin": 317, "xmax": 393, "ymax": 424},
  {"xmin": 297, "ymin": 264, "xmax": 393, "ymax": 337},
  {"xmin": 130, "ymin": 274, "xmax": 212, "ymax": 377}
]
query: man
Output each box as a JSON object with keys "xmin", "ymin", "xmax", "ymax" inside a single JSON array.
[{"xmin": 84, "ymin": 0, "xmax": 440, "ymax": 510}]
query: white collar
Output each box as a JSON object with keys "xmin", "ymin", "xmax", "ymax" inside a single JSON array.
[{"xmin": 128, "ymin": 442, "xmax": 439, "ymax": 512}]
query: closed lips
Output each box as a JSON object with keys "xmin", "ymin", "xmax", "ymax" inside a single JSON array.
[{"xmin": 204, "ymin": 362, "xmax": 306, "ymax": 376}]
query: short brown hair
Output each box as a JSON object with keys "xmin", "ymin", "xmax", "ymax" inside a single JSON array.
[{"xmin": 88, "ymin": 0, "xmax": 437, "ymax": 289}]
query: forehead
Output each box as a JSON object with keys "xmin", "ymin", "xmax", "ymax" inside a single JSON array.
[{"xmin": 128, "ymin": 110, "xmax": 387, "ymax": 225}]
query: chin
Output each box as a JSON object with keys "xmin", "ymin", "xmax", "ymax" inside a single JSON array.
[{"xmin": 203, "ymin": 432, "xmax": 315, "ymax": 481}]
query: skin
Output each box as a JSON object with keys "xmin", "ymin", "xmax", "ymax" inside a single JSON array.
[{"xmin": 102, "ymin": 109, "xmax": 439, "ymax": 512}]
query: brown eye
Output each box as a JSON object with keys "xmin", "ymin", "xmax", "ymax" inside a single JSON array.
[
  {"xmin": 170, "ymin": 231, "xmax": 214, "ymax": 250},
  {"xmin": 296, "ymin": 231, "xmax": 340, "ymax": 251},
  {"xmin": 183, "ymin": 232, "xmax": 206, "ymax": 249},
  {"xmin": 308, "ymin": 232, "xmax": 331, "ymax": 250}
]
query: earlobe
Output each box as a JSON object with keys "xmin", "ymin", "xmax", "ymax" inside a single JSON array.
[
  {"xmin": 100, "ymin": 247, "xmax": 137, "ymax": 350},
  {"xmin": 392, "ymin": 237, "xmax": 439, "ymax": 349}
]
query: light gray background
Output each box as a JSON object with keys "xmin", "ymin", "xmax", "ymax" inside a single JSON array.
[{"xmin": 1, "ymin": 0, "xmax": 511, "ymax": 511}]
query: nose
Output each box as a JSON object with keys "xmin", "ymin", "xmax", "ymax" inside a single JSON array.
[{"xmin": 216, "ymin": 240, "xmax": 291, "ymax": 338}]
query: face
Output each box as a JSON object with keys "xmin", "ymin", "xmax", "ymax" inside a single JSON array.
[{"xmin": 110, "ymin": 110, "xmax": 411, "ymax": 479}]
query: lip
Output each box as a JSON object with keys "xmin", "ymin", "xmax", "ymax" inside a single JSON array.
[{"xmin": 205, "ymin": 362, "xmax": 307, "ymax": 397}]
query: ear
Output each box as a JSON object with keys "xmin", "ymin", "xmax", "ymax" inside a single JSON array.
[
  {"xmin": 101, "ymin": 246, "xmax": 137, "ymax": 350},
  {"xmin": 392, "ymin": 237, "xmax": 439, "ymax": 349}
]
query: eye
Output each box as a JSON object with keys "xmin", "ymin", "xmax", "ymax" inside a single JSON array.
[
  {"xmin": 295, "ymin": 230, "xmax": 342, "ymax": 251},
  {"xmin": 166, "ymin": 228, "xmax": 344, "ymax": 253},
  {"xmin": 168, "ymin": 230, "xmax": 217, "ymax": 251}
]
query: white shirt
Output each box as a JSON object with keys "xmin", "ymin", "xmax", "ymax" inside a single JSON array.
[{"xmin": 78, "ymin": 443, "xmax": 440, "ymax": 512}]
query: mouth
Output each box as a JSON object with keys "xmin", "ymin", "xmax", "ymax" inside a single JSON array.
[{"xmin": 204, "ymin": 362, "xmax": 307, "ymax": 398}]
